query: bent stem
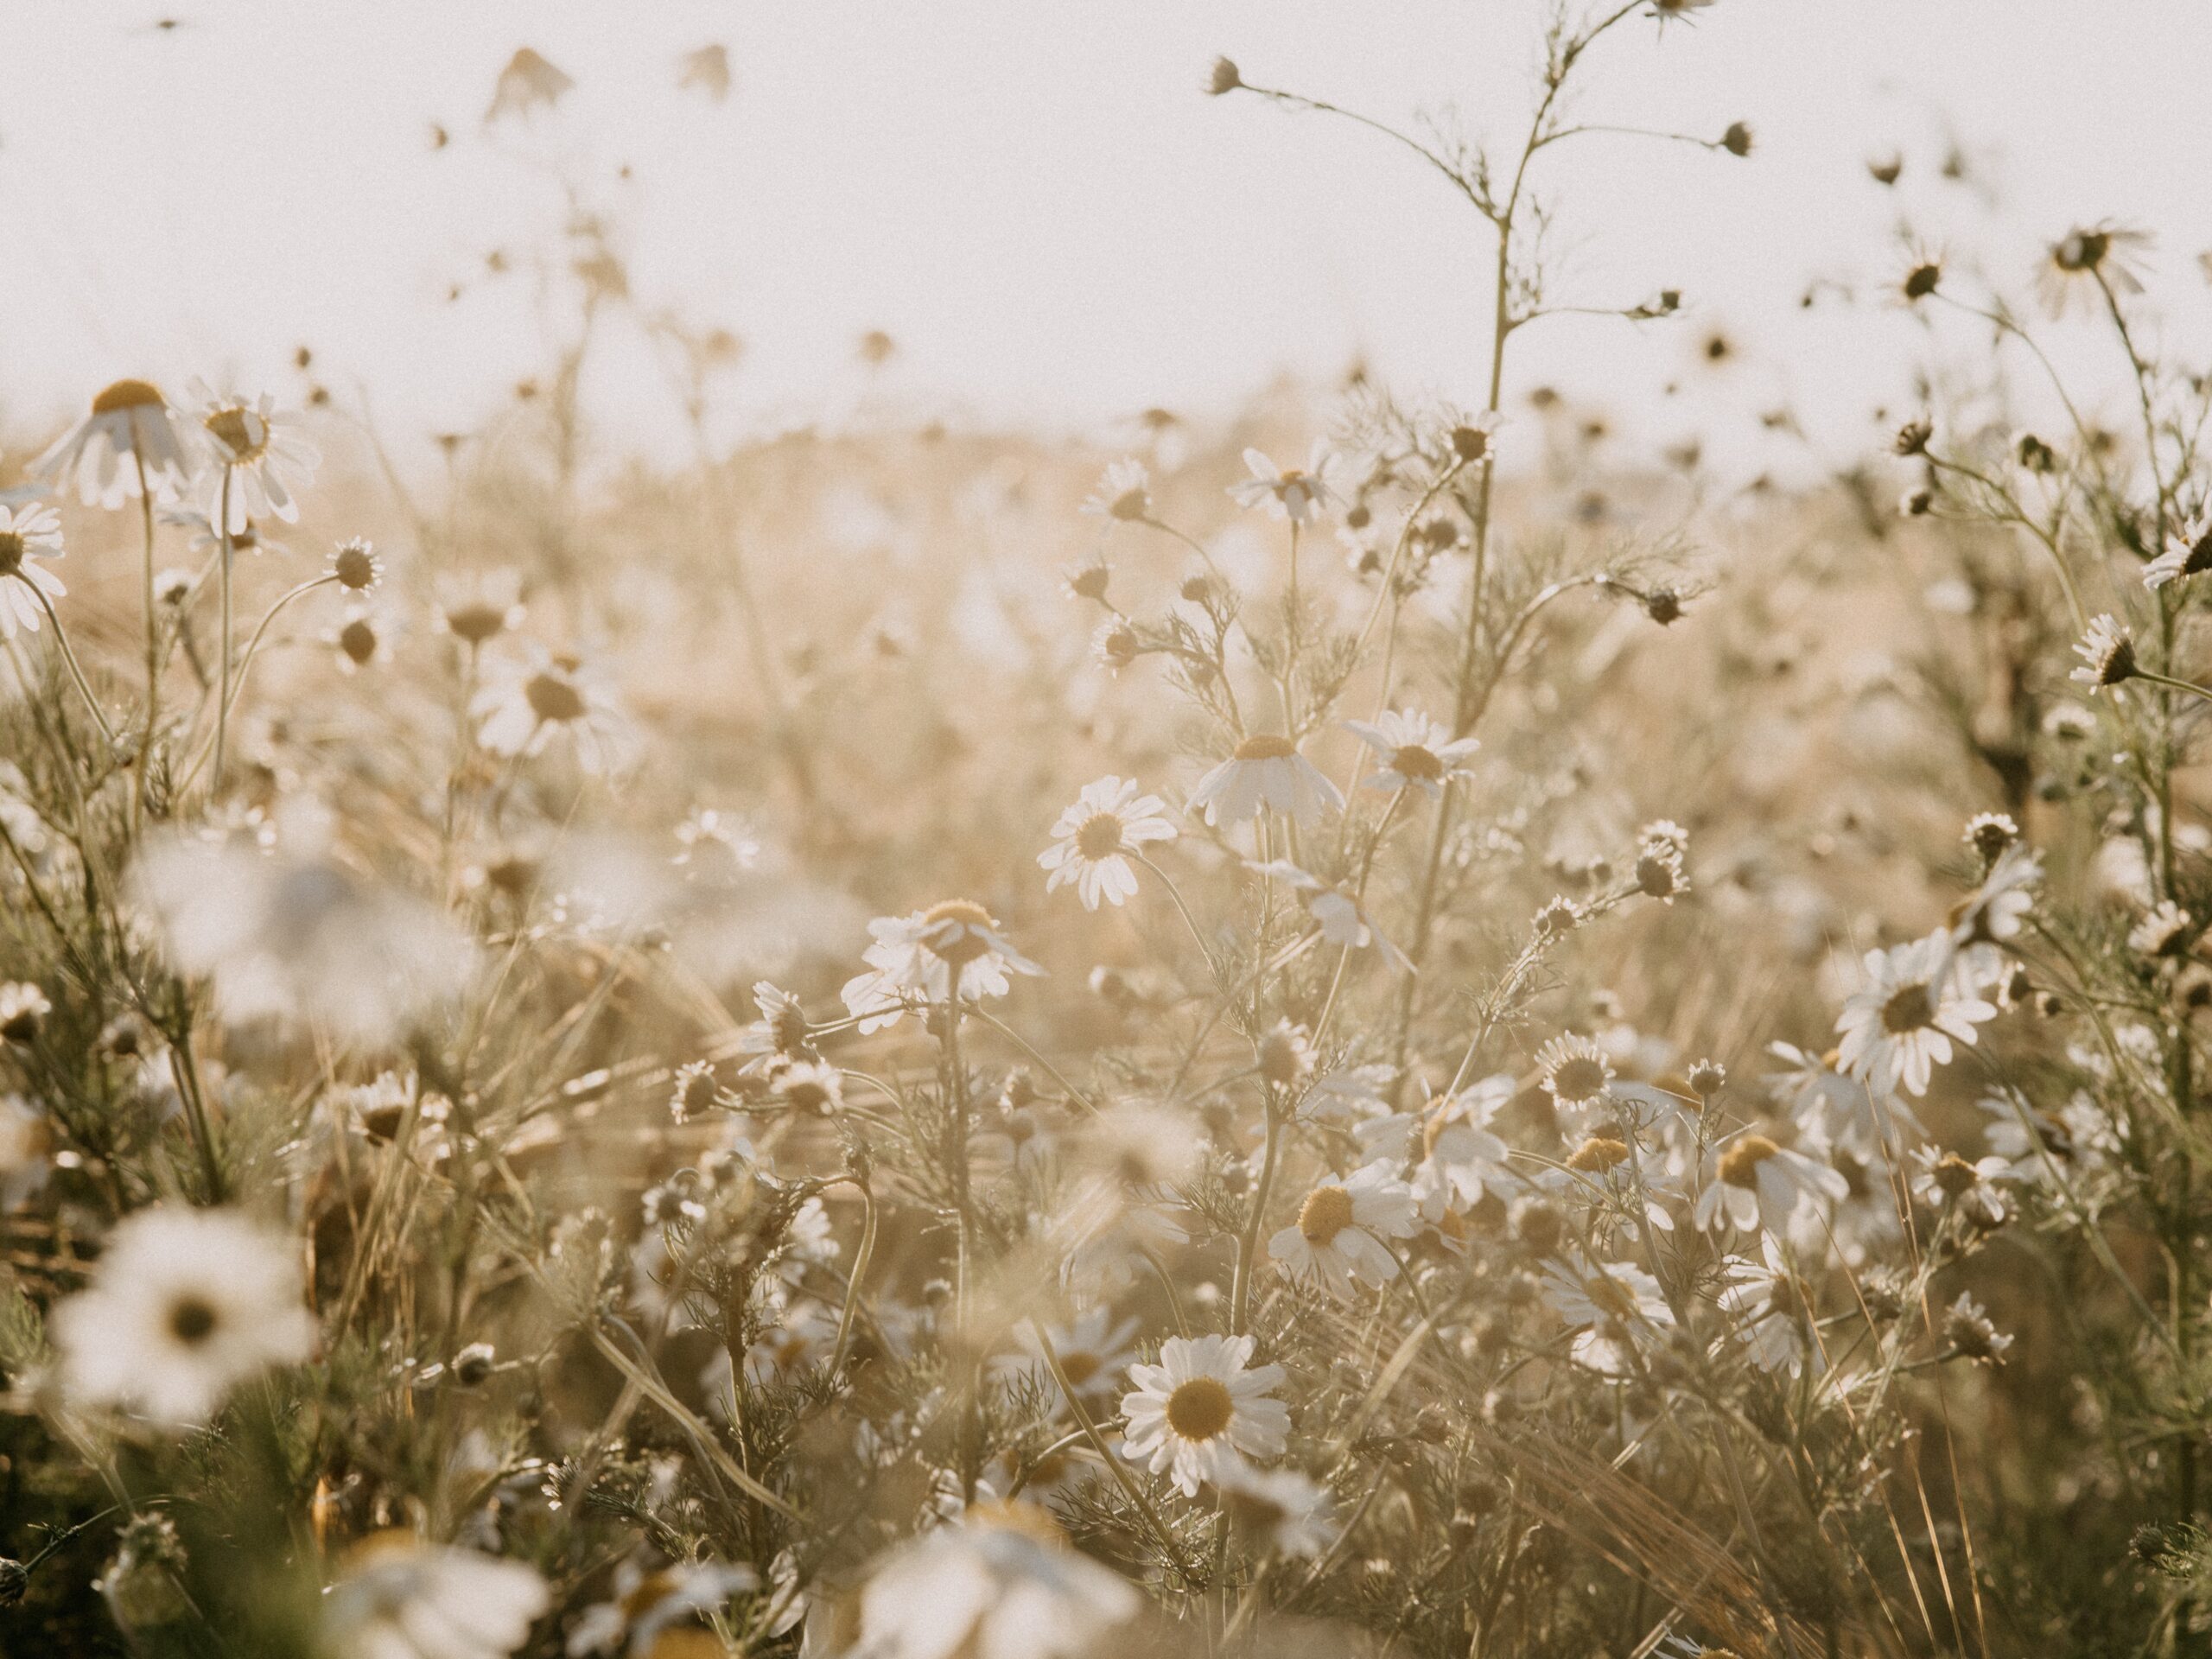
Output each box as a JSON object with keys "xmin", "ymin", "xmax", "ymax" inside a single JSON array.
[{"xmin": 23, "ymin": 583, "xmax": 118, "ymax": 751}]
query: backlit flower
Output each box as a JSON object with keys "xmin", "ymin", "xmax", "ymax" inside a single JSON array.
[
  {"xmin": 1187, "ymin": 734, "xmax": 1344, "ymax": 827},
  {"xmin": 1344, "ymin": 708, "xmax": 1480, "ymax": 799},
  {"xmin": 187, "ymin": 381, "xmax": 320, "ymax": 531},
  {"xmin": 321, "ymin": 1533, "xmax": 546, "ymax": 1659},
  {"xmin": 1229, "ymin": 444, "xmax": 1337, "ymax": 524},
  {"xmin": 34, "ymin": 378, "xmax": 191, "ymax": 508},
  {"xmin": 0, "ymin": 502, "xmax": 67, "ymax": 639},
  {"xmin": 1039, "ymin": 777, "xmax": 1177, "ymax": 909},
  {"xmin": 1268, "ymin": 1161, "xmax": 1419, "ymax": 1297},
  {"xmin": 840, "ymin": 901, "xmax": 1043, "ymax": 1033},
  {"xmin": 1834, "ymin": 933, "xmax": 1997, "ymax": 1096},
  {"xmin": 1121, "ymin": 1333, "xmax": 1289, "ymax": 1496}
]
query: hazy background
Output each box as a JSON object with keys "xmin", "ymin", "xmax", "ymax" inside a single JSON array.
[{"xmin": 6, "ymin": 1, "xmax": 2209, "ymax": 476}]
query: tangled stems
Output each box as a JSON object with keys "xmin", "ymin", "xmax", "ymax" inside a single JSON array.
[{"xmin": 174, "ymin": 572, "xmax": 340, "ymax": 796}]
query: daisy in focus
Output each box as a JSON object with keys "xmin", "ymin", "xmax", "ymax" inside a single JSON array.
[
  {"xmin": 0, "ymin": 501, "xmax": 68, "ymax": 638},
  {"xmin": 1834, "ymin": 932, "xmax": 1998, "ymax": 1096},
  {"xmin": 52, "ymin": 1205, "xmax": 315, "ymax": 1429},
  {"xmin": 187, "ymin": 380, "xmax": 321, "ymax": 531},
  {"xmin": 1188, "ymin": 734, "xmax": 1344, "ymax": 827},
  {"xmin": 1268, "ymin": 1161, "xmax": 1419, "ymax": 1297},
  {"xmin": 840, "ymin": 900, "xmax": 1043, "ymax": 1033},
  {"xmin": 35, "ymin": 378, "xmax": 192, "ymax": 507},
  {"xmin": 1121, "ymin": 1333, "xmax": 1289, "ymax": 1497},
  {"xmin": 1039, "ymin": 776, "xmax": 1177, "ymax": 909},
  {"xmin": 1344, "ymin": 708, "xmax": 1480, "ymax": 798}
]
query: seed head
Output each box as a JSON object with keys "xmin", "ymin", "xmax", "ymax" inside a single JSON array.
[{"xmin": 1720, "ymin": 121, "xmax": 1753, "ymax": 157}]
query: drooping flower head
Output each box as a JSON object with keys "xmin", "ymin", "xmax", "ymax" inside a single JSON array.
[{"xmin": 34, "ymin": 378, "xmax": 191, "ymax": 508}]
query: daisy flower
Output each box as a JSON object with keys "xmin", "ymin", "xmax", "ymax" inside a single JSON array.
[
  {"xmin": 0, "ymin": 501, "xmax": 67, "ymax": 639},
  {"xmin": 1909, "ymin": 1144, "xmax": 2015, "ymax": 1226},
  {"xmin": 1038, "ymin": 776, "xmax": 1177, "ymax": 909},
  {"xmin": 187, "ymin": 380, "xmax": 321, "ymax": 532},
  {"xmin": 1834, "ymin": 933, "xmax": 1998, "ymax": 1096},
  {"xmin": 160, "ymin": 505, "xmax": 293, "ymax": 561},
  {"xmin": 1943, "ymin": 1292, "xmax": 2013, "ymax": 1363},
  {"xmin": 1248, "ymin": 860, "xmax": 1411, "ymax": 971},
  {"xmin": 1717, "ymin": 1243, "xmax": 1821, "ymax": 1377},
  {"xmin": 53, "ymin": 1205, "xmax": 315, "ymax": 1428},
  {"xmin": 1344, "ymin": 708, "xmax": 1480, "ymax": 798},
  {"xmin": 1405, "ymin": 1080, "xmax": 1516, "ymax": 1218},
  {"xmin": 1082, "ymin": 457, "xmax": 1153, "ymax": 523},
  {"xmin": 2128, "ymin": 899, "xmax": 2193, "ymax": 959},
  {"xmin": 1540, "ymin": 1255, "xmax": 1674, "ymax": 1376},
  {"xmin": 1229, "ymin": 443, "xmax": 1337, "ymax": 524},
  {"xmin": 1188, "ymin": 734, "xmax": 1344, "ymax": 827},
  {"xmin": 1217, "ymin": 1465, "xmax": 1339, "ymax": 1560},
  {"xmin": 852, "ymin": 1505, "xmax": 1140, "ymax": 1659},
  {"xmin": 320, "ymin": 1534, "xmax": 547, "ymax": 1659},
  {"xmin": 1005, "ymin": 1306, "xmax": 1141, "ymax": 1407},
  {"xmin": 1694, "ymin": 1130, "xmax": 1848, "ymax": 1237},
  {"xmin": 439, "ymin": 568, "xmax": 527, "ymax": 646},
  {"xmin": 2069, "ymin": 613, "xmax": 2137, "ymax": 690},
  {"xmin": 737, "ymin": 980, "xmax": 817, "ymax": 1073},
  {"xmin": 1766, "ymin": 1039, "xmax": 1922, "ymax": 1159},
  {"xmin": 1268, "ymin": 1161, "xmax": 1419, "ymax": 1298},
  {"xmin": 1536, "ymin": 1033, "xmax": 1615, "ymax": 1114},
  {"xmin": 1950, "ymin": 842, "xmax": 2039, "ymax": 946},
  {"xmin": 472, "ymin": 645, "xmax": 636, "ymax": 773},
  {"xmin": 568, "ymin": 1558, "xmax": 756, "ymax": 1658},
  {"xmin": 2037, "ymin": 222, "xmax": 2151, "ymax": 319},
  {"xmin": 328, "ymin": 537, "xmax": 382, "ymax": 593},
  {"xmin": 1120, "ymin": 1333, "xmax": 1289, "ymax": 1496},
  {"xmin": 840, "ymin": 900, "xmax": 1043, "ymax": 1033},
  {"xmin": 2146, "ymin": 514, "xmax": 2212, "ymax": 589},
  {"xmin": 34, "ymin": 378, "xmax": 191, "ymax": 508}
]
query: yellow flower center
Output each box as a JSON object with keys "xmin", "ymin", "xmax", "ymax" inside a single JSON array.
[
  {"xmin": 1298, "ymin": 1184, "xmax": 1356, "ymax": 1246},
  {"xmin": 524, "ymin": 672, "xmax": 587, "ymax": 724},
  {"xmin": 92, "ymin": 378, "xmax": 166, "ymax": 415},
  {"xmin": 1567, "ymin": 1135, "xmax": 1630, "ymax": 1173},
  {"xmin": 1059, "ymin": 1350, "xmax": 1102, "ymax": 1388},
  {"xmin": 1233, "ymin": 734, "xmax": 1297, "ymax": 761},
  {"xmin": 1719, "ymin": 1135, "xmax": 1781, "ymax": 1188},
  {"xmin": 0, "ymin": 532, "xmax": 22, "ymax": 577},
  {"xmin": 168, "ymin": 1294, "xmax": 220, "ymax": 1346},
  {"xmin": 1074, "ymin": 812, "xmax": 1126, "ymax": 860},
  {"xmin": 1880, "ymin": 982, "xmax": 1936, "ymax": 1034},
  {"xmin": 204, "ymin": 404, "xmax": 271, "ymax": 464},
  {"xmin": 339, "ymin": 619, "xmax": 378, "ymax": 666},
  {"xmin": 1390, "ymin": 744, "xmax": 1444, "ymax": 780},
  {"xmin": 1932, "ymin": 1153, "xmax": 1980, "ymax": 1197},
  {"xmin": 1582, "ymin": 1270, "xmax": 1637, "ymax": 1319},
  {"xmin": 1548, "ymin": 1056, "xmax": 1610, "ymax": 1103},
  {"xmin": 922, "ymin": 899, "xmax": 997, "ymax": 964},
  {"xmin": 1164, "ymin": 1376, "xmax": 1235, "ymax": 1441}
]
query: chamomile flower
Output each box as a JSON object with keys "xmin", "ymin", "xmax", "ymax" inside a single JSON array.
[
  {"xmin": 1121, "ymin": 1333, "xmax": 1289, "ymax": 1496},
  {"xmin": 1188, "ymin": 734, "xmax": 1344, "ymax": 827},
  {"xmin": 737, "ymin": 981, "xmax": 817, "ymax": 1073},
  {"xmin": 2069, "ymin": 613, "xmax": 2137, "ymax": 690},
  {"xmin": 1765, "ymin": 1040, "xmax": 1921, "ymax": 1158},
  {"xmin": 1081, "ymin": 457, "xmax": 1153, "ymax": 523},
  {"xmin": 1541, "ymin": 1255, "xmax": 1674, "ymax": 1376},
  {"xmin": 851, "ymin": 1504, "xmax": 1140, "ymax": 1659},
  {"xmin": 1344, "ymin": 709, "xmax": 1480, "ymax": 799},
  {"xmin": 0, "ymin": 502, "xmax": 67, "ymax": 639},
  {"xmin": 840, "ymin": 900, "xmax": 1043, "ymax": 1033},
  {"xmin": 472, "ymin": 645, "xmax": 637, "ymax": 774},
  {"xmin": 1217, "ymin": 1465, "xmax": 1339, "ymax": 1560},
  {"xmin": 320, "ymin": 1534, "xmax": 547, "ymax": 1659},
  {"xmin": 1229, "ymin": 443, "xmax": 1337, "ymax": 524},
  {"xmin": 2147, "ymin": 514, "xmax": 2212, "ymax": 590},
  {"xmin": 1943, "ymin": 1292, "xmax": 2013, "ymax": 1363},
  {"xmin": 1268, "ymin": 1161, "xmax": 1419, "ymax": 1297},
  {"xmin": 1405, "ymin": 1080, "xmax": 1516, "ymax": 1217},
  {"xmin": 1536, "ymin": 1033, "xmax": 1615, "ymax": 1114},
  {"xmin": 1950, "ymin": 842, "xmax": 2039, "ymax": 946},
  {"xmin": 2037, "ymin": 222, "xmax": 2151, "ymax": 320},
  {"xmin": 1909, "ymin": 1144, "xmax": 2015, "ymax": 1226},
  {"xmin": 52, "ymin": 1205, "xmax": 315, "ymax": 1428},
  {"xmin": 1694, "ymin": 1130, "xmax": 1847, "ymax": 1237},
  {"xmin": 188, "ymin": 381, "xmax": 321, "ymax": 531},
  {"xmin": 1039, "ymin": 776, "xmax": 1177, "ymax": 909},
  {"xmin": 1248, "ymin": 860, "xmax": 1412, "ymax": 971},
  {"xmin": 1717, "ymin": 1243, "xmax": 1821, "ymax": 1377},
  {"xmin": 34, "ymin": 378, "xmax": 191, "ymax": 507},
  {"xmin": 2128, "ymin": 899, "xmax": 2193, "ymax": 959},
  {"xmin": 1834, "ymin": 933, "xmax": 1997, "ymax": 1096},
  {"xmin": 1005, "ymin": 1306, "xmax": 1141, "ymax": 1407}
]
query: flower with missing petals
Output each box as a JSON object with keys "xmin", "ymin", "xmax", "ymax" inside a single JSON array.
[
  {"xmin": 1229, "ymin": 444, "xmax": 1337, "ymax": 524},
  {"xmin": 1188, "ymin": 734, "xmax": 1344, "ymax": 827},
  {"xmin": 2145, "ymin": 514, "xmax": 2212, "ymax": 590},
  {"xmin": 34, "ymin": 378, "xmax": 191, "ymax": 507},
  {"xmin": 2069, "ymin": 613, "xmax": 2137, "ymax": 690}
]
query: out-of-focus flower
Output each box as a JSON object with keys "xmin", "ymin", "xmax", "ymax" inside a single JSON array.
[
  {"xmin": 1217, "ymin": 1465, "xmax": 1339, "ymax": 1560},
  {"xmin": 1121, "ymin": 1333, "xmax": 1288, "ymax": 1497},
  {"xmin": 134, "ymin": 827, "xmax": 474, "ymax": 1045},
  {"xmin": 321, "ymin": 1533, "xmax": 546, "ymax": 1659},
  {"xmin": 2128, "ymin": 899, "xmax": 2193, "ymax": 959},
  {"xmin": 473, "ymin": 645, "xmax": 637, "ymax": 773},
  {"xmin": 1249, "ymin": 860, "xmax": 1411, "ymax": 971},
  {"xmin": 1229, "ymin": 444, "xmax": 1337, "ymax": 524},
  {"xmin": 849, "ymin": 1503, "xmax": 1139, "ymax": 1659},
  {"xmin": 486, "ymin": 47, "xmax": 574, "ymax": 123},
  {"xmin": 1187, "ymin": 734, "xmax": 1344, "ymax": 827},
  {"xmin": 1694, "ymin": 1130, "xmax": 1847, "ymax": 1237},
  {"xmin": 34, "ymin": 378, "xmax": 191, "ymax": 507},
  {"xmin": 0, "ymin": 501, "xmax": 68, "ymax": 638},
  {"xmin": 0, "ymin": 981, "xmax": 50, "ymax": 1043},
  {"xmin": 1766, "ymin": 1040, "xmax": 1921, "ymax": 1159},
  {"xmin": 52, "ymin": 1205, "xmax": 315, "ymax": 1428},
  {"xmin": 2037, "ymin": 222, "xmax": 2151, "ymax": 319},
  {"xmin": 439, "ymin": 568, "xmax": 526, "ymax": 646},
  {"xmin": 567, "ymin": 1556, "xmax": 756, "ymax": 1656},
  {"xmin": 0, "ymin": 1095, "xmax": 53, "ymax": 1209},
  {"xmin": 675, "ymin": 43, "xmax": 732, "ymax": 102},
  {"xmin": 187, "ymin": 381, "xmax": 320, "ymax": 532},
  {"xmin": 1909, "ymin": 1144, "xmax": 2015, "ymax": 1227},
  {"xmin": 1081, "ymin": 458, "xmax": 1153, "ymax": 523},
  {"xmin": 1002, "ymin": 1306, "xmax": 1141, "ymax": 1408},
  {"xmin": 840, "ymin": 901, "xmax": 1042, "ymax": 1033},
  {"xmin": 1541, "ymin": 1255, "xmax": 1673, "ymax": 1375},
  {"xmin": 1039, "ymin": 777, "xmax": 1177, "ymax": 909},
  {"xmin": 1943, "ymin": 1293, "xmax": 2013, "ymax": 1363},
  {"xmin": 1268, "ymin": 1161, "xmax": 1418, "ymax": 1297},
  {"xmin": 1717, "ymin": 1243, "xmax": 1821, "ymax": 1376},
  {"xmin": 2146, "ymin": 514, "xmax": 2212, "ymax": 590},
  {"xmin": 1345, "ymin": 708, "xmax": 1479, "ymax": 799},
  {"xmin": 1834, "ymin": 933, "xmax": 1997, "ymax": 1096}
]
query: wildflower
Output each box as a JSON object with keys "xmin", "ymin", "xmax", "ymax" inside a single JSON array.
[
  {"xmin": 851, "ymin": 1504, "xmax": 1140, "ymax": 1659},
  {"xmin": 765, "ymin": 1056, "xmax": 843, "ymax": 1115},
  {"xmin": 1090, "ymin": 617, "xmax": 1141, "ymax": 672},
  {"xmin": 331, "ymin": 606, "xmax": 390, "ymax": 673},
  {"xmin": 321, "ymin": 1534, "xmax": 546, "ymax": 1659},
  {"xmin": 1407, "ymin": 1083, "xmax": 1516, "ymax": 1217},
  {"xmin": 1229, "ymin": 444, "xmax": 1337, "ymax": 524},
  {"xmin": 2145, "ymin": 514, "xmax": 2212, "ymax": 589},
  {"xmin": 1950, "ymin": 842, "xmax": 2040, "ymax": 947},
  {"xmin": 1634, "ymin": 834, "xmax": 1688, "ymax": 902},
  {"xmin": 1188, "ymin": 734, "xmax": 1344, "ymax": 827},
  {"xmin": 1541, "ymin": 1255, "xmax": 1673, "ymax": 1375},
  {"xmin": 1081, "ymin": 457, "xmax": 1153, "ymax": 523},
  {"xmin": 670, "ymin": 1060, "xmax": 720, "ymax": 1123},
  {"xmin": 53, "ymin": 1206, "xmax": 315, "ymax": 1428},
  {"xmin": 1963, "ymin": 811, "xmax": 2018, "ymax": 867},
  {"xmin": 1718, "ymin": 1243, "xmax": 1820, "ymax": 1377},
  {"xmin": 1536, "ymin": 1033, "xmax": 1614, "ymax": 1110},
  {"xmin": 187, "ymin": 381, "xmax": 320, "ymax": 531},
  {"xmin": 1005, "ymin": 1306, "xmax": 1141, "ymax": 1406},
  {"xmin": 1902, "ymin": 259, "xmax": 1942, "ymax": 301},
  {"xmin": 1910, "ymin": 1144, "xmax": 2014, "ymax": 1226},
  {"xmin": 1039, "ymin": 776, "xmax": 1177, "ymax": 909},
  {"xmin": 1248, "ymin": 860, "xmax": 1412, "ymax": 971},
  {"xmin": 2069, "ymin": 613, "xmax": 2137, "ymax": 690},
  {"xmin": 1063, "ymin": 557, "xmax": 1112, "ymax": 603},
  {"xmin": 737, "ymin": 981, "xmax": 816, "ymax": 1072},
  {"xmin": 0, "ymin": 502, "xmax": 68, "ymax": 638},
  {"xmin": 1893, "ymin": 418, "xmax": 1933, "ymax": 457},
  {"xmin": 1121, "ymin": 1333, "xmax": 1289, "ymax": 1496},
  {"xmin": 452, "ymin": 1342, "xmax": 497, "ymax": 1387},
  {"xmin": 1534, "ymin": 894, "xmax": 1583, "ymax": 939},
  {"xmin": 1943, "ymin": 1292, "xmax": 2013, "ymax": 1363},
  {"xmin": 2017, "ymin": 431, "xmax": 2058, "ymax": 474},
  {"xmin": 2130, "ymin": 899, "xmax": 2193, "ymax": 958},
  {"xmin": 1217, "ymin": 1465, "xmax": 1339, "ymax": 1559},
  {"xmin": 569, "ymin": 1557, "xmax": 756, "ymax": 1656},
  {"xmin": 473, "ymin": 646, "xmax": 636, "ymax": 773},
  {"xmin": 1344, "ymin": 708, "xmax": 1480, "ymax": 799},
  {"xmin": 0, "ymin": 982, "xmax": 50, "ymax": 1043},
  {"xmin": 2038, "ymin": 222, "xmax": 2150, "ymax": 318},
  {"xmin": 840, "ymin": 901, "xmax": 1043, "ymax": 1033},
  {"xmin": 1834, "ymin": 933, "xmax": 1998, "ymax": 1096},
  {"xmin": 1268, "ymin": 1161, "xmax": 1419, "ymax": 1297},
  {"xmin": 1648, "ymin": 0, "xmax": 1716, "ymax": 22},
  {"xmin": 1694, "ymin": 1130, "xmax": 1848, "ymax": 1236},
  {"xmin": 1767, "ymin": 1040, "xmax": 1923, "ymax": 1158},
  {"xmin": 1255, "ymin": 1020, "xmax": 1316, "ymax": 1088},
  {"xmin": 1206, "ymin": 55, "xmax": 1243, "ymax": 96},
  {"xmin": 1720, "ymin": 121, "xmax": 1753, "ymax": 157},
  {"xmin": 34, "ymin": 378, "xmax": 191, "ymax": 507},
  {"xmin": 486, "ymin": 47, "xmax": 574, "ymax": 123},
  {"xmin": 329, "ymin": 537, "xmax": 382, "ymax": 592},
  {"xmin": 440, "ymin": 569, "xmax": 526, "ymax": 645},
  {"xmin": 1452, "ymin": 414, "xmax": 1502, "ymax": 462}
]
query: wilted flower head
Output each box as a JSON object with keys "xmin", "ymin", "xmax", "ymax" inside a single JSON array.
[
  {"xmin": 329, "ymin": 537, "xmax": 382, "ymax": 592},
  {"xmin": 1943, "ymin": 1292, "xmax": 2013, "ymax": 1363}
]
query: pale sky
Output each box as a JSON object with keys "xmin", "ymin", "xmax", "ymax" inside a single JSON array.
[{"xmin": 5, "ymin": 2, "xmax": 2210, "ymax": 476}]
